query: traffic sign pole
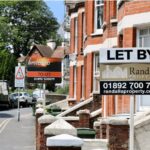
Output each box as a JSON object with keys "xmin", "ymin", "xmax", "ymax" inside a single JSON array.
[
  {"xmin": 43, "ymin": 83, "xmax": 46, "ymax": 114},
  {"xmin": 17, "ymin": 87, "xmax": 20, "ymax": 122}
]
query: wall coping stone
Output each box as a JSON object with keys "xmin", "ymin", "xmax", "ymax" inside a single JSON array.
[
  {"xmin": 99, "ymin": 117, "xmax": 128, "ymax": 125},
  {"xmin": 134, "ymin": 114, "xmax": 150, "ymax": 128},
  {"xmin": 36, "ymin": 108, "xmax": 44, "ymax": 114},
  {"xmin": 38, "ymin": 114, "xmax": 56, "ymax": 124},
  {"xmin": 83, "ymin": 139, "xmax": 108, "ymax": 150},
  {"xmin": 77, "ymin": 109, "xmax": 90, "ymax": 115},
  {"xmin": 90, "ymin": 109, "xmax": 102, "ymax": 118},
  {"xmin": 44, "ymin": 118, "xmax": 77, "ymax": 136},
  {"xmin": 93, "ymin": 121, "xmax": 101, "ymax": 127},
  {"xmin": 134, "ymin": 110, "xmax": 150, "ymax": 122},
  {"xmin": 60, "ymin": 116, "xmax": 79, "ymax": 121},
  {"xmin": 36, "ymin": 104, "xmax": 43, "ymax": 108},
  {"xmin": 46, "ymin": 134, "xmax": 83, "ymax": 147}
]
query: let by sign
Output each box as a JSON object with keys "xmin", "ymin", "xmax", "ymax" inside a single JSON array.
[
  {"xmin": 99, "ymin": 48, "xmax": 150, "ymax": 95},
  {"xmin": 100, "ymin": 48, "xmax": 150, "ymax": 63}
]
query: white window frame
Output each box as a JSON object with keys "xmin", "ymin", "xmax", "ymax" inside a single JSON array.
[
  {"xmin": 74, "ymin": 17, "xmax": 78, "ymax": 54},
  {"xmin": 82, "ymin": 12, "xmax": 86, "ymax": 44},
  {"xmin": 81, "ymin": 66, "xmax": 84, "ymax": 100},
  {"xmin": 94, "ymin": 0, "xmax": 104, "ymax": 34},
  {"xmin": 137, "ymin": 28, "xmax": 150, "ymax": 47},
  {"xmin": 93, "ymin": 53, "xmax": 100, "ymax": 93},
  {"xmin": 73, "ymin": 66, "xmax": 77, "ymax": 99},
  {"xmin": 136, "ymin": 27, "xmax": 150, "ymax": 112}
]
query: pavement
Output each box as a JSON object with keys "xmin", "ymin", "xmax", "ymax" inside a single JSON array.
[{"xmin": 0, "ymin": 108, "xmax": 36, "ymax": 150}]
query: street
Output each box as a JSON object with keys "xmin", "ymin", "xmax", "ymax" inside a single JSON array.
[{"xmin": 0, "ymin": 108, "xmax": 35, "ymax": 150}]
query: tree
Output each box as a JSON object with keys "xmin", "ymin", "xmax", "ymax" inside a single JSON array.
[
  {"xmin": 0, "ymin": 0, "xmax": 59, "ymax": 57},
  {"xmin": 0, "ymin": 49, "xmax": 17, "ymax": 87}
]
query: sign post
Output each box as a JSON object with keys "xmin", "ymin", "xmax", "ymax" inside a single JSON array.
[
  {"xmin": 99, "ymin": 48, "xmax": 150, "ymax": 150},
  {"xmin": 130, "ymin": 95, "xmax": 134, "ymax": 150},
  {"xmin": 15, "ymin": 64, "xmax": 25, "ymax": 121}
]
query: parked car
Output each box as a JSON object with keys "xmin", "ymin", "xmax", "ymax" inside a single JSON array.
[
  {"xmin": 0, "ymin": 80, "xmax": 10, "ymax": 108},
  {"xmin": 31, "ymin": 94, "xmax": 38, "ymax": 103},
  {"xmin": 32, "ymin": 88, "xmax": 44, "ymax": 98},
  {"xmin": 9, "ymin": 92, "xmax": 33, "ymax": 107},
  {"xmin": 9, "ymin": 93, "xmax": 18, "ymax": 108}
]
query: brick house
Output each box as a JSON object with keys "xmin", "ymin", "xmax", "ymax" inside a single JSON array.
[{"xmin": 65, "ymin": 0, "xmax": 150, "ymax": 117}]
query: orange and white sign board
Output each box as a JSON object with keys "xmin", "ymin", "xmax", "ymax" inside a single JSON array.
[{"xmin": 15, "ymin": 66, "xmax": 25, "ymax": 87}]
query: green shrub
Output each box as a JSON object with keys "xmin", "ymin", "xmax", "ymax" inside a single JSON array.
[
  {"xmin": 46, "ymin": 105, "xmax": 61, "ymax": 116},
  {"xmin": 55, "ymin": 85, "xmax": 69, "ymax": 94}
]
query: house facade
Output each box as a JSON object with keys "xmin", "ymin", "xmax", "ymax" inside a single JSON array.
[{"xmin": 65, "ymin": 0, "xmax": 150, "ymax": 117}]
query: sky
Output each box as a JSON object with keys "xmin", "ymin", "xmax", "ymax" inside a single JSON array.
[{"xmin": 44, "ymin": 0, "xmax": 65, "ymax": 24}]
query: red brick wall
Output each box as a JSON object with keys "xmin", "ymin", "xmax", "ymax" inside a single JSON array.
[
  {"xmin": 107, "ymin": 125, "xmax": 129, "ymax": 150},
  {"xmin": 78, "ymin": 12, "xmax": 83, "ymax": 53},
  {"xmin": 76, "ymin": 9, "xmax": 84, "ymax": 102},
  {"xmin": 123, "ymin": 27, "xmax": 136, "ymax": 47},
  {"xmin": 70, "ymin": 18, "xmax": 75, "ymax": 53},
  {"xmin": 66, "ymin": 120, "xmax": 80, "ymax": 128},
  {"xmin": 85, "ymin": 0, "xmax": 94, "ymax": 36},
  {"xmin": 110, "ymin": 0, "xmax": 117, "ymax": 19},
  {"xmin": 35, "ymin": 113, "xmax": 43, "ymax": 150},
  {"xmin": 78, "ymin": 110, "xmax": 90, "ymax": 128},
  {"xmin": 69, "ymin": 66, "xmax": 74, "ymax": 98},
  {"xmin": 118, "ymin": 1, "xmax": 150, "ymax": 22},
  {"xmin": 76, "ymin": 65, "xmax": 82, "ymax": 101},
  {"xmin": 108, "ymin": 96, "xmax": 115, "ymax": 116},
  {"xmin": 100, "ymin": 124, "xmax": 107, "ymax": 139},
  {"xmin": 38, "ymin": 123, "xmax": 49, "ymax": 150},
  {"xmin": 85, "ymin": 53, "xmax": 93, "ymax": 99}
]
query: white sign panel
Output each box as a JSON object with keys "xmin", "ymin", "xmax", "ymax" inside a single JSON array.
[
  {"xmin": 15, "ymin": 66, "xmax": 25, "ymax": 88},
  {"xmin": 100, "ymin": 48, "xmax": 150, "ymax": 63}
]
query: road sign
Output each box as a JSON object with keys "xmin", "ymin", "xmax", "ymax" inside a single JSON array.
[{"xmin": 15, "ymin": 66, "xmax": 25, "ymax": 88}]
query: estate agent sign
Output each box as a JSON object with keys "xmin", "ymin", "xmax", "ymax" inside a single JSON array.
[
  {"xmin": 27, "ymin": 55, "xmax": 61, "ymax": 83},
  {"xmin": 100, "ymin": 48, "xmax": 150, "ymax": 95}
]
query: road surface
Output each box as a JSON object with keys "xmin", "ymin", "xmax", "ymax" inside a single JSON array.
[{"xmin": 0, "ymin": 107, "xmax": 35, "ymax": 150}]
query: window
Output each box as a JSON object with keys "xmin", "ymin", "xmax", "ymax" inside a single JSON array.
[
  {"xmin": 93, "ymin": 53, "xmax": 100, "ymax": 93},
  {"xmin": 82, "ymin": 12, "xmax": 86, "ymax": 44},
  {"xmin": 74, "ymin": 66, "xmax": 77, "ymax": 99},
  {"xmin": 95, "ymin": 0, "xmax": 104, "ymax": 32},
  {"xmin": 74, "ymin": 17, "xmax": 78, "ymax": 53},
  {"xmin": 81, "ymin": 66, "xmax": 84, "ymax": 99},
  {"xmin": 138, "ymin": 28, "xmax": 150, "ymax": 47},
  {"xmin": 137, "ymin": 27, "xmax": 150, "ymax": 111}
]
